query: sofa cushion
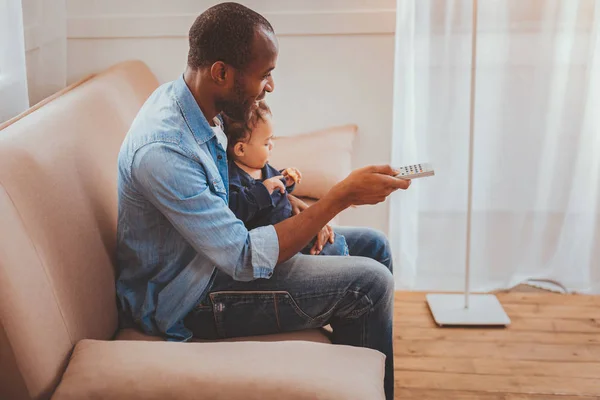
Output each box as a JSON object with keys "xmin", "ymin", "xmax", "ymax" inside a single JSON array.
[
  {"xmin": 269, "ymin": 125, "xmax": 357, "ymax": 200},
  {"xmin": 52, "ymin": 339, "xmax": 385, "ymax": 400}
]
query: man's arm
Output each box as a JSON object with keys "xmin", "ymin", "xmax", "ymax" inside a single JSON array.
[
  {"xmin": 274, "ymin": 165, "xmax": 411, "ymax": 263},
  {"xmin": 274, "ymin": 197, "xmax": 342, "ymax": 262},
  {"xmin": 287, "ymin": 194, "xmax": 336, "ymax": 255},
  {"xmin": 132, "ymin": 143, "xmax": 278, "ymax": 281},
  {"xmin": 134, "ymin": 143, "xmax": 409, "ymax": 273}
]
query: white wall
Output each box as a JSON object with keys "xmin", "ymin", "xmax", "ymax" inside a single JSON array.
[
  {"xmin": 22, "ymin": 0, "xmax": 66, "ymax": 105},
  {"xmin": 64, "ymin": 0, "xmax": 397, "ymax": 235}
]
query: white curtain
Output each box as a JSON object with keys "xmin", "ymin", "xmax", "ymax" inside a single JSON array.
[
  {"xmin": 391, "ymin": 0, "xmax": 600, "ymax": 293},
  {"xmin": 0, "ymin": 0, "xmax": 66, "ymax": 123},
  {"xmin": 0, "ymin": 0, "xmax": 29, "ymax": 122}
]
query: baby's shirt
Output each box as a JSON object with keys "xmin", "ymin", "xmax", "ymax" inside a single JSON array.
[{"xmin": 228, "ymin": 160, "xmax": 296, "ymax": 230}]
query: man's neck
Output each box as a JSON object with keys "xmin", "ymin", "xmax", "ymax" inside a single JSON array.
[
  {"xmin": 183, "ymin": 67, "xmax": 219, "ymax": 126},
  {"xmin": 234, "ymin": 160, "xmax": 263, "ymax": 179}
]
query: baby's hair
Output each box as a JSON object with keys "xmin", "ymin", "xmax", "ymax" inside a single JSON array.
[{"xmin": 223, "ymin": 101, "xmax": 271, "ymax": 155}]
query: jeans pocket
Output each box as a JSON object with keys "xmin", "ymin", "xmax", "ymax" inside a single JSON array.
[
  {"xmin": 183, "ymin": 299, "xmax": 219, "ymax": 340},
  {"xmin": 209, "ymin": 291, "xmax": 317, "ymax": 338}
]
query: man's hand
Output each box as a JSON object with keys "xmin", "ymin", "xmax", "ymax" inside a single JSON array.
[
  {"xmin": 274, "ymin": 165, "xmax": 410, "ymax": 264},
  {"xmin": 288, "ymin": 194, "xmax": 310, "ymax": 215},
  {"xmin": 310, "ymin": 224, "xmax": 335, "ymax": 255},
  {"xmin": 282, "ymin": 167, "xmax": 302, "ymax": 187},
  {"xmin": 262, "ymin": 176, "xmax": 286, "ymax": 194},
  {"xmin": 329, "ymin": 165, "xmax": 411, "ymax": 208}
]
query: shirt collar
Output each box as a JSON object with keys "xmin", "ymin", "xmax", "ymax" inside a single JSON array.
[{"xmin": 173, "ymin": 74, "xmax": 216, "ymax": 145}]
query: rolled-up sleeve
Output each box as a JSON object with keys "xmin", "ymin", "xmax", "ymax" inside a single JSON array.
[{"xmin": 131, "ymin": 142, "xmax": 279, "ymax": 281}]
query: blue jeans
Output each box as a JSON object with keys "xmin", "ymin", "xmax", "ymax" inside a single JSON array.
[
  {"xmin": 300, "ymin": 231, "xmax": 349, "ymax": 256},
  {"xmin": 184, "ymin": 227, "xmax": 395, "ymax": 400}
]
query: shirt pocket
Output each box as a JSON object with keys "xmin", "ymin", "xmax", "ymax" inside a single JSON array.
[
  {"xmin": 201, "ymin": 158, "xmax": 227, "ymax": 199},
  {"xmin": 207, "ymin": 173, "xmax": 227, "ymax": 202},
  {"xmin": 209, "ymin": 177, "xmax": 227, "ymax": 195}
]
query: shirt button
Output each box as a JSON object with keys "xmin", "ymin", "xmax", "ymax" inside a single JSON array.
[{"xmin": 217, "ymin": 155, "xmax": 223, "ymax": 160}]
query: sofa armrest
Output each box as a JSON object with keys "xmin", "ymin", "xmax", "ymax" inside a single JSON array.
[{"xmin": 52, "ymin": 339, "xmax": 385, "ymax": 400}]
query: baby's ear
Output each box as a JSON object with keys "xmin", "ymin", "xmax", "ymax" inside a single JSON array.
[{"xmin": 233, "ymin": 142, "xmax": 245, "ymax": 157}]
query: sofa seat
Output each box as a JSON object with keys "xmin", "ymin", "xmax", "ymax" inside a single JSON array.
[{"xmin": 52, "ymin": 339, "xmax": 385, "ymax": 400}]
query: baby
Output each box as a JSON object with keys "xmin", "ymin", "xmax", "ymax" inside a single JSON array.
[{"xmin": 223, "ymin": 102, "xmax": 348, "ymax": 256}]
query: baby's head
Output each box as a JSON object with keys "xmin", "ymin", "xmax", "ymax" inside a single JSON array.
[{"xmin": 224, "ymin": 101, "xmax": 274, "ymax": 169}]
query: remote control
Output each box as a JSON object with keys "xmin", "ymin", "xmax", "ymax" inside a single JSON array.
[{"xmin": 395, "ymin": 163, "xmax": 435, "ymax": 179}]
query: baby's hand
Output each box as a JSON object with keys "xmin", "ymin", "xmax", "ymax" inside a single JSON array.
[
  {"xmin": 282, "ymin": 167, "xmax": 302, "ymax": 187},
  {"xmin": 311, "ymin": 224, "xmax": 335, "ymax": 255},
  {"xmin": 262, "ymin": 176, "xmax": 286, "ymax": 194}
]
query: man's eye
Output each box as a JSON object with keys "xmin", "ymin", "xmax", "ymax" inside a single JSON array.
[{"xmin": 264, "ymin": 73, "xmax": 271, "ymax": 79}]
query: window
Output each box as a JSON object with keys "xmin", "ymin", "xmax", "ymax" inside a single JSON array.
[{"xmin": 0, "ymin": 0, "xmax": 29, "ymax": 123}]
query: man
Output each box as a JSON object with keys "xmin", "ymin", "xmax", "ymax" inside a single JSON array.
[{"xmin": 116, "ymin": 3, "xmax": 410, "ymax": 399}]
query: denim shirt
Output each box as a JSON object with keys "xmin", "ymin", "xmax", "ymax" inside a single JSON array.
[
  {"xmin": 228, "ymin": 160, "xmax": 295, "ymax": 230},
  {"xmin": 116, "ymin": 75, "xmax": 280, "ymax": 341}
]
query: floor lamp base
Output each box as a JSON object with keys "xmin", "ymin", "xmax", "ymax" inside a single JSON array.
[{"xmin": 426, "ymin": 293, "xmax": 511, "ymax": 326}]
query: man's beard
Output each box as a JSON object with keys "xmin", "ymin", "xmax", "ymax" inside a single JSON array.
[{"xmin": 218, "ymin": 77, "xmax": 254, "ymax": 122}]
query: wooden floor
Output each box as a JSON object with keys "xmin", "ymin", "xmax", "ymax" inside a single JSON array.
[{"xmin": 394, "ymin": 292, "xmax": 600, "ymax": 399}]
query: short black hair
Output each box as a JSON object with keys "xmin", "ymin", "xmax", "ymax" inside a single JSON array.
[
  {"xmin": 224, "ymin": 101, "xmax": 271, "ymax": 154},
  {"xmin": 188, "ymin": 2, "xmax": 274, "ymax": 70}
]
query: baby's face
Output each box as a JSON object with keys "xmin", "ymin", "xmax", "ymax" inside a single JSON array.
[{"xmin": 241, "ymin": 115, "xmax": 274, "ymax": 169}]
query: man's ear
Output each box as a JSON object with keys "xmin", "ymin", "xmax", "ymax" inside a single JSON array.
[
  {"xmin": 233, "ymin": 142, "xmax": 245, "ymax": 158},
  {"xmin": 210, "ymin": 61, "xmax": 229, "ymax": 85}
]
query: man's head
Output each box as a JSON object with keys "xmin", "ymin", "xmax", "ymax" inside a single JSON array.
[
  {"xmin": 187, "ymin": 2, "xmax": 278, "ymax": 121},
  {"xmin": 225, "ymin": 101, "xmax": 274, "ymax": 169}
]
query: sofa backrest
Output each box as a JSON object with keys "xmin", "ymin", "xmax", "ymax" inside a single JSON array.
[{"xmin": 0, "ymin": 61, "xmax": 159, "ymax": 399}]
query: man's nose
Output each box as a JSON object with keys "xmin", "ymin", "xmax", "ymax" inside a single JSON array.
[{"xmin": 265, "ymin": 75, "xmax": 275, "ymax": 92}]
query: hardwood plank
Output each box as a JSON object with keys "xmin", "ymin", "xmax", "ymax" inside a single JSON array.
[
  {"xmin": 396, "ymin": 388, "xmax": 600, "ymax": 400},
  {"xmin": 394, "ymin": 356, "xmax": 600, "ymax": 379},
  {"xmin": 503, "ymin": 396, "xmax": 600, "ymax": 400},
  {"xmin": 396, "ymin": 370, "xmax": 600, "ymax": 396},
  {"xmin": 502, "ymin": 304, "xmax": 600, "ymax": 320},
  {"xmin": 496, "ymin": 293, "xmax": 600, "ymax": 308},
  {"xmin": 395, "ymin": 302, "xmax": 600, "ymax": 320},
  {"xmin": 395, "ymin": 292, "xmax": 427, "ymax": 302},
  {"xmin": 395, "ymin": 340, "xmax": 600, "ymax": 362},
  {"xmin": 394, "ymin": 313, "xmax": 437, "ymax": 328},
  {"xmin": 395, "ymin": 327, "xmax": 600, "ymax": 344},
  {"xmin": 395, "ymin": 291, "xmax": 600, "ymax": 308},
  {"xmin": 394, "ymin": 312, "xmax": 600, "ymax": 333},
  {"xmin": 396, "ymin": 388, "xmax": 505, "ymax": 399}
]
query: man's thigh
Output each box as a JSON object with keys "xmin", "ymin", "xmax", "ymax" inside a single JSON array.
[{"xmin": 184, "ymin": 253, "xmax": 386, "ymax": 339}]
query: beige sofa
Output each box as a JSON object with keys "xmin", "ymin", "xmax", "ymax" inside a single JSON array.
[{"xmin": 0, "ymin": 61, "xmax": 384, "ymax": 399}]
